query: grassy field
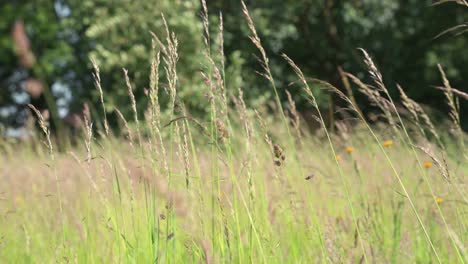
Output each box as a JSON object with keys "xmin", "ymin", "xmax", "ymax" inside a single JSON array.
[
  {"xmin": 1, "ymin": 3, "xmax": 467, "ymax": 263},
  {"xmin": 1, "ymin": 122, "xmax": 467, "ymax": 263}
]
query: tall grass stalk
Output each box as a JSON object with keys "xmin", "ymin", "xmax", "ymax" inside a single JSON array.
[{"xmin": 282, "ymin": 54, "xmax": 369, "ymax": 263}]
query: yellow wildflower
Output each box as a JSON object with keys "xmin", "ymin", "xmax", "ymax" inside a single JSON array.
[
  {"xmin": 345, "ymin": 147, "xmax": 354, "ymax": 154},
  {"xmin": 423, "ymin": 161, "xmax": 433, "ymax": 168},
  {"xmin": 383, "ymin": 140, "xmax": 393, "ymax": 147},
  {"xmin": 336, "ymin": 155, "xmax": 342, "ymax": 161},
  {"xmin": 435, "ymin": 197, "xmax": 443, "ymax": 204}
]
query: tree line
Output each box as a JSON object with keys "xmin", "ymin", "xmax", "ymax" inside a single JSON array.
[{"xmin": 1, "ymin": 0, "xmax": 467, "ymax": 139}]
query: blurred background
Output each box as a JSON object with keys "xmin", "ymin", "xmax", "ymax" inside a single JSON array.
[{"xmin": 1, "ymin": 0, "xmax": 467, "ymax": 139}]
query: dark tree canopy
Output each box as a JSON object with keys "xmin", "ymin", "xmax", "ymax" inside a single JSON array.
[{"xmin": 1, "ymin": 0, "xmax": 467, "ymax": 135}]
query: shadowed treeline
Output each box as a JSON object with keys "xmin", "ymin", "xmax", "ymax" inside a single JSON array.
[{"xmin": 0, "ymin": 0, "xmax": 467, "ymax": 143}]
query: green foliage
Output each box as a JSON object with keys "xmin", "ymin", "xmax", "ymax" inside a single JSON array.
[
  {"xmin": 0, "ymin": 1, "xmax": 74, "ymax": 128},
  {"xmin": 0, "ymin": 0, "xmax": 467, "ymax": 131},
  {"xmin": 211, "ymin": 0, "xmax": 468, "ymax": 114},
  {"xmin": 66, "ymin": 1, "xmax": 207, "ymax": 116}
]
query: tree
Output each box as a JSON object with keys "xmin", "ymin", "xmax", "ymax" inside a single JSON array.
[
  {"xmin": 1, "ymin": 0, "xmax": 467, "ymax": 136},
  {"xmin": 0, "ymin": 0, "xmax": 77, "ymax": 142},
  {"xmin": 64, "ymin": 0, "xmax": 209, "ymax": 124},
  {"xmin": 209, "ymin": 0, "xmax": 468, "ymax": 125}
]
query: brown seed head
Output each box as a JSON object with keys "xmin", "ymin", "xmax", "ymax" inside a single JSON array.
[{"xmin": 215, "ymin": 119, "xmax": 229, "ymax": 139}]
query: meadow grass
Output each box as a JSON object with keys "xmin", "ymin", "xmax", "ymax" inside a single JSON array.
[
  {"xmin": 0, "ymin": 123, "xmax": 466, "ymax": 263},
  {"xmin": 0, "ymin": 2, "xmax": 467, "ymax": 263}
]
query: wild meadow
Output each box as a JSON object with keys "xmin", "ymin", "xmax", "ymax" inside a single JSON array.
[{"xmin": 1, "ymin": 1, "xmax": 467, "ymax": 263}]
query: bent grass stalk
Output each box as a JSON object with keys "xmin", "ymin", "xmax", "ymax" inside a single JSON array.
[
  {"xmin": 359, "ymin": 49, "xmax": 464, "ymax": 263},
  {"xmin": 282, "ymin": 55, "xmax": 369, "ymax": 264},
  {"xmin": 240, "ymin": 1, "xmax": 302, "ymax": 164},
  {"xmin": 307, "ymin": 71, "xmax": 445, "ymax": 263},
  {"xmin": 241, "ymin": 3, "xmax": 328, "ymax": 260},
  {"xmin": 28, "ymin": 104, "xmax": 64, "ymax": 244},
  {"xmin": 201, "ymin": 2, "xmax": 253, "ymax": 260}
]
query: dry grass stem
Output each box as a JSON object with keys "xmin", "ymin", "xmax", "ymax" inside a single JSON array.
[
  {"xmin": 397, "ymin": 84, "xmax": 441, "ymax": 142},
  {"xmin": 90, "ymin": 56, "xmax": 109, "ymax": 136},
  {"xmin": 285, "ymin": 90, "xmax": 302, "ymax": 141},
  {"xmin": 114, "ymin": 108, "xmax": 134, "ymax": 147},
  {"xmin": 28, "ymin": 104, "xmax": 54, "ymax": 159}
]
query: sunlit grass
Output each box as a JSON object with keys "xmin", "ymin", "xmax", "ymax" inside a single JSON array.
[{"xmin": 0, "ymin": 126, "xmax": 466, "ymax": 263}]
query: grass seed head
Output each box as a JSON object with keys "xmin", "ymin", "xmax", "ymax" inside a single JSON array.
[
  {"xmin": 215, "ymin": 119, "xmax": 229, "ymax": 140},
  {"xmin": 273, "ymin": 143, "xmax": 286, "ymax": 166}
]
